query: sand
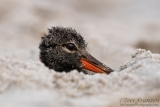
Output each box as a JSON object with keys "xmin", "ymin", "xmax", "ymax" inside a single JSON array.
[{"xmin": 0, "ymin": 0, "xmax": 160, "ymax": 107}]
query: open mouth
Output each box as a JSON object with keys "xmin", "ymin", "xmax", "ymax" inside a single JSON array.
[{"xmin": 80, "ymin": 53, "xmax": 113, "ymax": 74}]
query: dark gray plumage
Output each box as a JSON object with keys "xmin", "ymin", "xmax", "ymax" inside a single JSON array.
[
  {"xmin": 39, "ymin": 27, "xmax": 86, "ymax": 72},
  {"xmin": 39, "ymin": 27, "xmax": 113, "ymax": 74}
]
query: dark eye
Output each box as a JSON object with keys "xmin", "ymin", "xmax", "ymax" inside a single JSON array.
[{"xmin": 64, "ymin": 43, "xmax": 77, "ymax": 51}]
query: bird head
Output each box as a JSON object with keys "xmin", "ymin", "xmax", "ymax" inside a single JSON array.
[{"xmin": 39, "ymin": 27, "xmax": 113, "ymax": 74}]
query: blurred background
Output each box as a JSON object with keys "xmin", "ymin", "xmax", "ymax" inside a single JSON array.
[{"xmin": 0, "ymin": 0, "xmax": 160, "ymax": 69}]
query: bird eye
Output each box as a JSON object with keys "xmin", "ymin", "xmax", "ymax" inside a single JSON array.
[{"xmin": 63, "ymin": 43, "xmax": 77, "ymax": 51}]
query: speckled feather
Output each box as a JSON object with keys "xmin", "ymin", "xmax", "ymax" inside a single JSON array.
[{"xmin": 39, "ymin": 27, "xmax": 87, "ymax": 72}]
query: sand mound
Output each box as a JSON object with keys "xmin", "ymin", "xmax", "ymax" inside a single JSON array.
[{"xmin": 0, "ymin": 49, "xmax": 160, "ymax": 107}]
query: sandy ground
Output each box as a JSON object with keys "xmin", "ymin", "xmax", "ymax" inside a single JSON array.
[{"xmin": 0, "ymin": 0, "xmax": 160, "ymax": 107}]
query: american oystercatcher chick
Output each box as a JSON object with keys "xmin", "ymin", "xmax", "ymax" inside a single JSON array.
[{"xmin": 39, "ymin": 27, "xmax": 113, "ymax": 74}]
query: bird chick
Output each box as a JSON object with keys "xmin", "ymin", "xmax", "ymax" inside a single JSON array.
[{"xmin": 39, "ymin": 27, "xmax": 113, "ymax": 74}]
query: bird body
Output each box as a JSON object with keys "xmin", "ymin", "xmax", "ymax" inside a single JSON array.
[{"xmin": 39, "ymin": 27, "xmax": 113, "ymax": 74}]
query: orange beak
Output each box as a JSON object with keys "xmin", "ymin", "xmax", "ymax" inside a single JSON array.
[{"xmin": 80, "ymin": 53, "xmax": 113, "ymax": 74}]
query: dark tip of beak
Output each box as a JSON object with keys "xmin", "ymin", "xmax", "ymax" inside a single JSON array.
[{"xmin": 80, "ymin": 53, "xmax": 114, "ymax": 74}]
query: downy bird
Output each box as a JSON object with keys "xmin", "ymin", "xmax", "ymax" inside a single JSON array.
[{"xmin": 39, "ymin": 27, "xmax": 113, "ymax": 74}]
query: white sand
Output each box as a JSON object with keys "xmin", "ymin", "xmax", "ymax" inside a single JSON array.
[
  {"xmin": 0, "ymin": 0, "xmax": 160, "ymax": 107},
  {"xmin": 0, "ymin": 49, "xmax": 160, "ymax": 107}
]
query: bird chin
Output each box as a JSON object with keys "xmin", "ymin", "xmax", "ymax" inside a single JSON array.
[{"xmin": 81, "ymin": 69, "xmax": 95, "ymax": 75}]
